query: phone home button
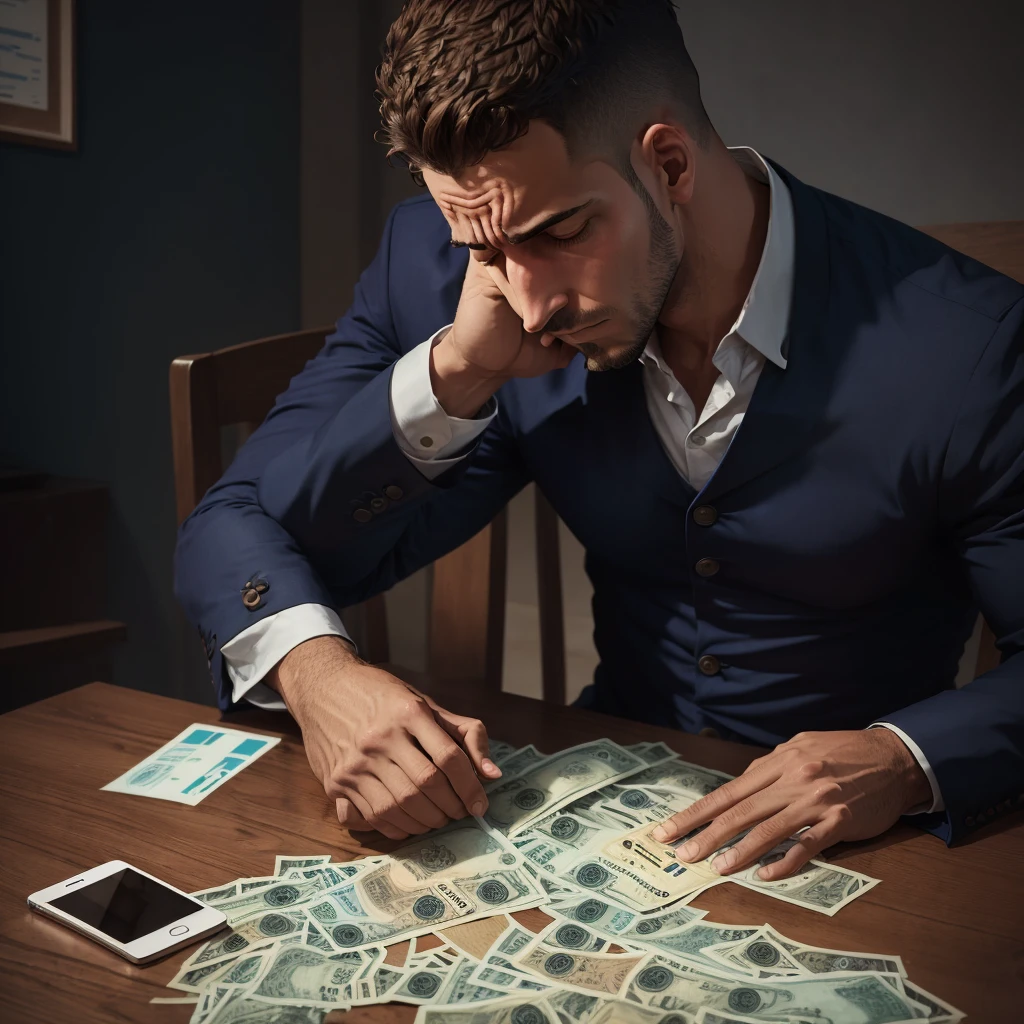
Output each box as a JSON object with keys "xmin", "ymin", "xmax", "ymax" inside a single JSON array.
[{"xmin": 169, "ymin": 925, "xmax": 189, "ymax": 936}]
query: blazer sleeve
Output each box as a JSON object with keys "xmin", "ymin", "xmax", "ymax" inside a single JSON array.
[
  {"xmin": 174, "ymin": 202, "xmax": 530, "ymax": 709},
  {"xmin": 882, "ymin": 293, "xmax": 1024, "ymax": 844}
]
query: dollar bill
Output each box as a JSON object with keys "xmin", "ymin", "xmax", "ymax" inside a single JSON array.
[
  {"xmin": 244, "ymin": 944, "xmax": 359, "ymax": 1008},
  {"xmin": 304, "ymin": 823, "xmax": 546, "ymax": 951},
  {"xmin": 183, "ymin": 910, "xmax": 307, "ymax": 967},
  {"xmin": 530, "ymin": 917, "xmax": 608, "ymax": 953},
  {"xmin": 701, "ymin": 926, "xmax": 807, "ymax": 976},
  {"xmin": 643, "ymin": 921, "xmax": 762, "ymax": 970},
  {"xmin": 550, "ymin": 894, "xmax": 707, "ymax": 944},
  {"xmin": 481, "ymin": 740, "xmax": 646, "ymax": 836},
  {"xmin": 736, "ymin": 924, "xmax": 906, "ymax": 977},
  {"xmin": 413, "ymin": 994, "xmax": 561, "ymax": 1022},
  {"xmin": 273, "ymin": 854, "xmax": 331, "ymax": 876},
  {"xmin": 623, "ymin": 954, "xmax": 922, "ymax": 1022},
  {"xmin": 191, "ymin": 882, "xmax": 240, "ymax": 905},
  {"xmin": 203, "ymin": 990, "xmax": 324, "ymax": 1024},
  {"xmin": 622, "ymin": 758, "xmax": 733, "ymax": 799},
  {"xmin": 493, "ymin": 744, "xmax": 546, "ymax": 780},
  {"xmin": 214, "ymin": 874, "xmax": 339, "ymax": 925},
  {"xmin": 512, "ymin": 941, "xmax": 642, "ymax": 995},
  {"xmin": 727, "ymin": 845, "xmax": 881, "ymax": 916},
  {"xmin": 559, "ymin": 822, "xmax": 722, "ymax": 912}
]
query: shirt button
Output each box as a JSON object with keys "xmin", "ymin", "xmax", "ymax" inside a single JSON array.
[
  {"xmin": 353, "ymin": 508, "xmax": 372, "ymax": 523},
  {"xmin": 689, "ymin": 433, "xmax": 706, "ymax": 447},
  {"xmin": 698, "ymin": 654, "xmax": 721, "ymax": 675},
  {"xmin": 420, "ymin": 436, "xmax": 434, "ymax": 448},
  {"xmin": 383, "ymin": 485, "xmax": 404, "ymax": 501},
  {"xmin": 695, "ymin": 557, "xmax": 719, "ymax": 577},
  {"xmin": 692, "ymin": 505, "xmax": 718, "ymax": 527}
]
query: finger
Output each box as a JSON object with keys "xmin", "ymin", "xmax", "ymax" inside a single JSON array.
[
  {"xmin": 751, "ymin": 827, "xmax": 837, "ymax": 882},
  {"xmin": 336, "ymin": 797, "xmax": 371, "ymax": 831},
  {"xmin": 377, "ymin": 758, "xmax": 450, "ymax": 831},
  {"xmin": 408, "ymin": 710, "xmax": 489, "ymax": 817},
  {"xmin": 651, "ymin": 765, "xmax": 780, "ymax": 844},
  {"xmin": 436, "ymin": 711, "xmax": 502, "ymax": 782},
  {"xmin": 668, "ymin": 787, "xmax": 790, "ymax": 864},
  {"xmin": 706, "ymin": 809, "xmax": 816, "ymax": 876},
  {"xmin": 347, "ymin": 781, "xmax": 415, "ymax": 841},
  {"xmin": 391, "ymin": 744, "xmax": 468, "ymax": 822}
]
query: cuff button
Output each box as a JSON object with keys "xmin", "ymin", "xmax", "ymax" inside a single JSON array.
[
  {"xmin": 384, "ymin": 484, "xmax": 403, "ymax": 501},
  {"xmin": 370, "ymin": 496, "xmax": 387, "ymax": 513},
  {"xmin": 965, "ymin": 816, "xmax": 975, "ymax": 827},
  {"xmin": 242, "ymin": 588, "xmax": 261, "ymax": 609},
  {"xmin": 353, "ymin": 508, "xmax": 372, "ymax": 523},
  {"xmin": 419, "ymin": 436, "xmax": 434, "ymax": 448}
]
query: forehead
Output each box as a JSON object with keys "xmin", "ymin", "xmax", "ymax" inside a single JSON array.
[{"xmin": 422, "ymin": 121, "xmax": 598, "ymax": 232}]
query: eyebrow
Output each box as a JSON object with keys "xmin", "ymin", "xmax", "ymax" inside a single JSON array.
[{"xmin": 449, "ymin": 200, "xmax": 594, "ymax": 249}]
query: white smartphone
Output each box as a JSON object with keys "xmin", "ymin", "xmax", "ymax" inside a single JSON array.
[{"xmin": 27, "ymin": 860, "xmax": 227, "ymax": 964}]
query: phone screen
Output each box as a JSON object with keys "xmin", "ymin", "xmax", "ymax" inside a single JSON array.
[{"xmin": 49, "ymin": 868, "xmax": 201, "ymax": 943}]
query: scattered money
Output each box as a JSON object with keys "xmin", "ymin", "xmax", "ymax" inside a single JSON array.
[{"xmin": 155, "ymin": 738, "xmax": 960, "ymax": 1024}]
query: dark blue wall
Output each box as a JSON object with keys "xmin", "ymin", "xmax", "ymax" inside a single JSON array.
[{"xmin": 0, "ymin": 3, "xmax": 301, "ymax": 703}]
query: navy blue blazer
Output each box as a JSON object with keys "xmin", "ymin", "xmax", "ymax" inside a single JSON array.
[{"xmin": 175, "ymin": 159, "xmax": 1024, "ymax": 846}]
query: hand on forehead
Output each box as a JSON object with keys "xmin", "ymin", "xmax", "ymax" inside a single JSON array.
[{"xmin": 435, "ymin": 182, "xmax": 514, "ymax": 251}]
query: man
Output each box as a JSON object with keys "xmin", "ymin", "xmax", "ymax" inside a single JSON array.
[{"xmin": 175, "ymin": 0, "xmax": 1023, "ymax": 881}]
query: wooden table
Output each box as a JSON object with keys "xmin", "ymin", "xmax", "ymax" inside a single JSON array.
[{"xmin": 2, "ymin": 681, "xmax": 1022, "ymax": 1023}]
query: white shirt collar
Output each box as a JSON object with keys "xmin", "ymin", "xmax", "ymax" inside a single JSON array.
[{"xmin": 643, "ymin": 145, "xmax": 794, "ymax": 373}]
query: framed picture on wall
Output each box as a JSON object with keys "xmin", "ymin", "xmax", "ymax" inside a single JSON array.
[{"xmin": 0, "ymin": 0, "xmax": 76, "ymax": 149}]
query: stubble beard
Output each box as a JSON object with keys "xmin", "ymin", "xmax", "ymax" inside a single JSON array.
[{"xmin": 580, "ymin": 201, "xmax": 681, "ymax": 372}]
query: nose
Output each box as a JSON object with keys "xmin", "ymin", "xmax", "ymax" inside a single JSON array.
[{"xmin": 506, "ymin": 258, "xmax": 568, "ymax": 334}]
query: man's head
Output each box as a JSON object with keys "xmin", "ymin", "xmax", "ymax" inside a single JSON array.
[{"xmin": 376, "ymin": 0, "xmax": 718, "ymax": 370}]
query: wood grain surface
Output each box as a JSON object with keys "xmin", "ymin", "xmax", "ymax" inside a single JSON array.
[{"xmin": 1, "ymin": 681, "xmax": 1021, "ymax": 1023}]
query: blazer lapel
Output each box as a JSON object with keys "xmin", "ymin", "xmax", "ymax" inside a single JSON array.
[{"xmin": 698, "ymin": 160, "xmax": 834, "ymax": 505}]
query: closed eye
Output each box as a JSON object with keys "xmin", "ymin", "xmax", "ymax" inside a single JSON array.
[{"xmin": 549, "ymin": 219, "xmax": 593, "ymax": 248}]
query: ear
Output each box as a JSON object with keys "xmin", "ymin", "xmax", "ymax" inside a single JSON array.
[{"xmin": 637, "ymin": 122, "xmax": 696, "ymax": 208}]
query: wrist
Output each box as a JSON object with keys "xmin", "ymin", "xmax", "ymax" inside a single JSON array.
[
  {"xmin": 430, "ymin": 330, "xmax": 508, "ymax": 419},
  {"xmin": 875, "ymin": 728, "xmax": 932, "ymax": 812},
  {"xmin": 266, "ymin": 635, "xmax": 360, "ymax": 711}
]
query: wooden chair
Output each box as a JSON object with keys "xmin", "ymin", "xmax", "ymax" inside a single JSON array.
[{"xmin": 169, "ymin": 330, "xmax": 514, "ymax": 697}]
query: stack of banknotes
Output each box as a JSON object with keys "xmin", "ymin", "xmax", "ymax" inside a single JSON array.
[{"xmin": 154, "ymin": 739, "xmax": 965, "ymax": 1023}]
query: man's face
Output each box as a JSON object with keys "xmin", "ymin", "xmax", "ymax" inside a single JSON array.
[{"xmin": 421, "ymin": 121, "xmax": 680, "ymax": 371}]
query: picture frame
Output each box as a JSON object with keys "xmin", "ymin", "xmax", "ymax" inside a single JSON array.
[{"xmin": 0, "ymin": 0, "xmax": 76, "ymax": 150}]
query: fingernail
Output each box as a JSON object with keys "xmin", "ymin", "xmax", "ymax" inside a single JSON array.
[
  {"xmin": 652, "ymin": 825, "xmax": 669, "ymax": 842},
  {"xmin": 757, "ymin": 866, "xmax": 771, "ymax": 880},
  {"xmin": 471, "ymin": 801, "xmax": 485, "ymax": 816},
  {"xmin": 712, "ymin": 850, "xmax": 736, "ymax": 874},
  {"xmin": 482, "ymin": 759, "xmax": 501, "ymax": 777},
  {"xmin": 677, "ymin": 840, "xmax": 700, "ymax": 862}
]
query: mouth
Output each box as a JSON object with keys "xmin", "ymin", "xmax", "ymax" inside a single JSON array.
[{"xmin": 556, "ymin": 318, "xmax": 610, "ymax": 340}]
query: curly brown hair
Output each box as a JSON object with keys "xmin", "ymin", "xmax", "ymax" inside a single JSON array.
[{"xmin": 375, "ymin": 0, "xmax": 713, "ymax": 187}]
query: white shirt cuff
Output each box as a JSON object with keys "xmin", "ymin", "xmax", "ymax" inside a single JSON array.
[
  {"xmin": 221, "ymin": 603, "xmax": 351, "ymax": 709},
  {"xmin": 389, "ymin": 325, "xmax": 498, "ymax": 481},
  {"xmin": 869, "ymin": 722, "xmax": 945, "ymax": 814}
]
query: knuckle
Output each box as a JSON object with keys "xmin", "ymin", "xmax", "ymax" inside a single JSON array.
[
  {"xmin": 812, "ymin": 780, "xmax": 842, "ymax": 803},
  {"xmin": 413, "ymin": 764, "xmax": 442, "ymax": 790},
  {"xmin": 435, "ymin": 743, "xmax": 463, "ymax": 768},
  {"xmin": 798, "ymin": 759, "xmax": 825, "ymax": 782}
]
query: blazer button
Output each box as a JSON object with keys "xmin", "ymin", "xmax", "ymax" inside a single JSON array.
[
  {"xmin": 242, "ymin": 588, "xmax": 261, "ymax": 609},
  {"xmin": 698, "ymin": 726, "xmax": 719, "ymax": 739},
  {"xmin": 370, "ymin": 496, "xmax": 388, "ymax": 513},
  {"xmin": 692, "ymin": 505, "xmax": 718, "ymax": 527},
  {"xmin": 698, "ymin": 654, "xmax": 721, "ymax": 676},
  {"xmin": 384, "ymin": 485, "xmax": 404, "ymax": 501},
  {"xmin": 353, "ymin": 508, "xmax": 372, "ymax": 523},
  {"xmin": 695, "ymin": 557, "xmax": 719, "ymax": 577}
]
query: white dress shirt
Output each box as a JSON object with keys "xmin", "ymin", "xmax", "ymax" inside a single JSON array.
[{"xmin": 220, "ymin": 147, "xmax": 942, "ymax": 814}]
